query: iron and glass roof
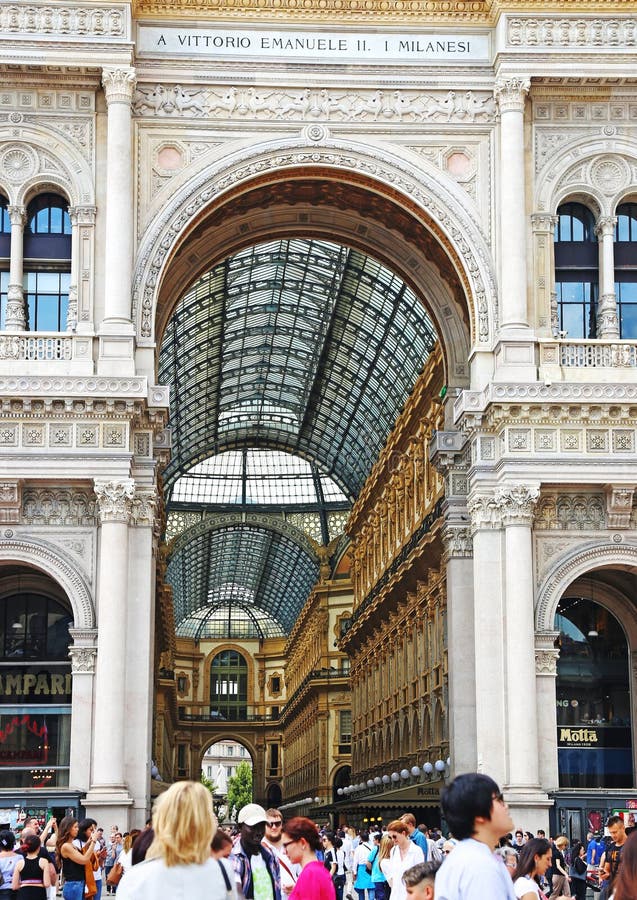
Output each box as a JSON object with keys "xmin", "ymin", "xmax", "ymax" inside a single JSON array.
[
  {"xmin": 161, "ymin": 238, "xmax": 438, "ymax": 639},
  {"xmin": 167, "ymin": 522, "xmax": 320, "ymax": 640},
  {"xmin": 159, "ymin": 238, "xmax": 438, "ymax": 500}
]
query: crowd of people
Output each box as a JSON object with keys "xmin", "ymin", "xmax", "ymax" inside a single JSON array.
[{"xmin": 0, "ymin": 773, "xmax": 635, "ymax": 900}]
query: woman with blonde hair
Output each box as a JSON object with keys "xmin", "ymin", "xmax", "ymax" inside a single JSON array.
[{"xmin": 116, "ymin": 781, "xmax": 236, "ymax": 899}]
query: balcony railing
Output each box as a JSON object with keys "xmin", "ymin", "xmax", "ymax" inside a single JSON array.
[
  {"xmin": 0, "ymin": 332, "xmax": 93, "ymax": 373},
  {"xmin": 540, "ymin": 339, "xmax": 637, "ymax": 369}
]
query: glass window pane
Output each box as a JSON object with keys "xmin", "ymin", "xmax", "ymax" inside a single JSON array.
[{"xmin": 50, "ymin": 206, "xmax": 62, "ymax": 233}]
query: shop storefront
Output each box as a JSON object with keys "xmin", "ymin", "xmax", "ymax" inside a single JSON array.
[
  {"xmin": 551, "ymin": 594, "xmax": 636, "ymax": 839},
  {"xmin": 0, "ymin": 587, "xmax": 82, "ymax": 818}
]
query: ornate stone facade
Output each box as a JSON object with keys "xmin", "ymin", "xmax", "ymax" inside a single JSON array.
[{"xmin": 2, "ymin": 0, "xmax": 637, "ymax": 832}]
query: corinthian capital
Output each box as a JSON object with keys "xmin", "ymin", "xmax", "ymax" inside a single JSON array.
[
  {"xmin": 94, "ymin": 478, "xmax": 135, "ymax": 523},
  {"xmin": 102, "ymin": 67, "xmax": 137, "ymax": 105},
  {"xmin": 496, "ymin": 483, "xmax": 540, "ymax": 525},
  {"xmin": 494, "ymin": 76, "xmax": 530, "ymax": 112},
  {"xmin": 467, "ymin": 493, "xmax": 502, "ymax": 530},
  {"xmin": 595, "ymin": 216, "xmax": 617, "ymax": 239},
  {"xmin": 130, "ymin": 488, "xmax": 159, "ymax": 527},
  {"xmin": 7, "ymin": 205, "xmax": 25, "ymax": 227}
]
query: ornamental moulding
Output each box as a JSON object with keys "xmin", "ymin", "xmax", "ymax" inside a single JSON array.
[
  {"xmin": 0, "ymin": 536, "xmax": 94, "ymax": 627},
  {"xmin": 132, "ymin": 137, "xmax": 497, "ymax": 346},
  {"xmin": 536, "ymin": 540, "xmax": 637, "ymax": 632}
]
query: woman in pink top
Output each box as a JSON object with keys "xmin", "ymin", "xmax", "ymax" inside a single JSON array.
[{"xmin": 282, "ymin": 818, "xmax": 335, "ymax": 900}]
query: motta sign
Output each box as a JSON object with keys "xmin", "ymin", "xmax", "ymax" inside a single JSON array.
[{"xmin": 137, "ymin": 25, "xmax": 490, "ymax": 63}]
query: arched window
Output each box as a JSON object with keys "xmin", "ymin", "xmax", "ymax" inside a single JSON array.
[
  {"xmin": 614, "ymin": 203, "xmax": 637, "ymax": 339},
  {"xmin": 24, "ymin": 193, "xmax": 71, "ymax": 332},
  {"xmin": 554, "ymin": 203, "xmax": 598, "ymax": 338},
  {"xmin": 0, "ymin": 590, "xmax": 73, "ymax": 788},
  {"xmin": 555, "ymin": 596, "xmax": 633, "ymax": 789},
  {"xmin": 210, "ymin": 649, "xmax": 248, "ymax": 721},
  {"xmin": 0, "ymin": 197, "xmax": 9, "ymax": 329}
]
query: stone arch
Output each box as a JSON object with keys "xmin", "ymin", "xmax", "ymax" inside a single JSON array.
[
  {"xmin": 198, "ymin": 733, "xmax": 257, "ymax": 769},
  {"xmin": 133, "ymin": 134, "xmax": 498, "ymax": 378},
  {"xmin": 536, "ymin": 136, "xmax": 637, "ymax": 219},
  {"xmin": 0, "ymin": 536, "xmax": 94, "ymax": 628},
  {"xmin": 536, "ymin": 539, "xmax": 637, "ymax": 633},
  {"xmin": 0, "ymin": 124, "xmax": 95, "ymax": 207}
]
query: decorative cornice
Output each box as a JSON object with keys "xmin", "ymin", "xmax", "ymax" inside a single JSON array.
[
  {"xmin": 93, "ymin": 478, "xmax": 135, "ymax": 523},
  {"xmin": 102, "ymin": 67, "xmax": 136, "ymax": 105}
]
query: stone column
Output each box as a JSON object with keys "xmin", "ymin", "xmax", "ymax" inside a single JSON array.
[
  {"xmin": 468, "ymin": 492, "xmax": 507, "ymax": 784},
  {"xmin": 67, "ymin": 208, "xmax": 80, "ymax": 332},
  {"xmin": 595, "ymin": 216, "xmax": 620, "ymax": 339},
  {"xmin": 494, "ymin": 77, "xmax": 531, "ymax": 333},
  {"xmin": 125, "ymin": 488, "xmax": 158, "ymax": 826},
  {"xmin": 5, "ymin": 205, "xmax": 26, "ymax": 331},
  {"xmin": 535, "ymin": 632, "xmax": 560, "ymax": 792},
  {"xmin": 498, "ymin": 484, "xmax": 541, "ymax": 793},
  {"xmin": 86, "ymin": 478, "xmax": 134, "ymax": 817},
  {"xmin": 101, "ymin": 68, "xmax": 136, "ymax": 329},
  {"xmin": 442, "ymin": 519, "xmax": 477, "ymax": 774},
  {"xmin": 531, "ymin": 214, "xmax": 559, "ymax": 335},
  {"xmin": 67, "ymin": 628, "xmax": 98, "ymax": 792}
]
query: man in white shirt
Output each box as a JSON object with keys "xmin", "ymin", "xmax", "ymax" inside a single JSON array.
[
  {"xmin": 261, "ymin": 808, "xmax": 299, "ymax": 896},
  {"xmin": 434, "ymin": 773, "xmax": 517, "ymax": 900}
]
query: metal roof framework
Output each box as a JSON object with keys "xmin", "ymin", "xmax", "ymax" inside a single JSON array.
[{"xmin": 160, "ymin": 238, "xmax": 438, "ymax": 639}]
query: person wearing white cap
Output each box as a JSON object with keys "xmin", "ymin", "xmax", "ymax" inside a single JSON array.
[{"xmin": 230, "ymin": 804, "xmax": 281, "ymax": 900}]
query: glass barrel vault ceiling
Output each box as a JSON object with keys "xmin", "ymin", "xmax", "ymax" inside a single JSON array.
[{"xmin": 160, "ymin": 238, "xmax": 439, "ymax": 640}]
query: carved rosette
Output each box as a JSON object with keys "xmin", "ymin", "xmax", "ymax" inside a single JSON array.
[
  {"xmin": 497, "ymin": 484, "xmax": 540, "ymax": 526},
  {"xmin": 494, "ymin": 76, "xmax": 530, "ymax": 113},
  {"xmin": 130, "ymin": 488, "xmax": 159, "ymax": 527},
  {"xmin": 102, "ymin": 68, "xmax": 137, "ymax": 105},
  {"xmin": 93, "ymin": 479, "xmax": 135, "ymax": 524},
  {"xmin": 69, "ymin": 645, "xmax": 97, "ymax": 674}
]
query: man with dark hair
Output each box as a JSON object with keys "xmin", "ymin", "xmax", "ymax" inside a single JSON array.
[
  {"xmin": 600, "ymin": 815, "xmax": 627, "ymax": 898},
  {"xmin": 434, "ymin": 773, "xmax": 516, "ymax": 900},
  {"xmin": 403, "ymin": 860, "xmax": 441, "ymax": 899}
]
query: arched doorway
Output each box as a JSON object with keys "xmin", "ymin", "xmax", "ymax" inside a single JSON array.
[
  {"xmin": 201, "ymin": 737, "xmax": 254, "ymax": 821},
  {"xmin": 0, "ymin": 568, "xmax": 73, "ymax": 790}
]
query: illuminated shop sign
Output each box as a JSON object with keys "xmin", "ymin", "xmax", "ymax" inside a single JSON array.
[{"xmin": 557, "ymin": 726, "xmax": 632, "ymax": 748}]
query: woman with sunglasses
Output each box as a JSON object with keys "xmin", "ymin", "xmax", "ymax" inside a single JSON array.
[
  {"xmin": 381, "ymin": 820, "xmax": 424, "ymax": 900},
  {"xmin": 282, "ymin": 817, "xmax": 335, "ymax": 899}
]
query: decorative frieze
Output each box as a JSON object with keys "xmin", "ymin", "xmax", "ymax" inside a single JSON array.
[
  {"xmin": 0, "ymin": 4, "xmax": 127, "ymax": 39},
  {"xmin": 93, "ymin": 478, "xmax": 135, "ymax": 523},
  {"xmin": 22, "ymin": 487, "xmax": 97, "ymax": 526},
  {"xmin": 507, "ymin": 16, "xmax": 637, "ymax": 51},
  {"xmin": 0, "ymin": 419, "xmax": 129, "ymax": 451},
  {"xmin": 134, "ymin": 84, "xmax": 497, "ymax": 124},
  {"xmin": 534, "ymin": 494, "xmax": 605, "ymax": 531}
]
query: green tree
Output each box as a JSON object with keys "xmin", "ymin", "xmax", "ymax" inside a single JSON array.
[
  {"xmin": 200, "ymin": 771, "xmax": 217, "ymax": 795},
  {"xmin": 226, "ymin": 760, "xmax": 252, "ymax": 818}
]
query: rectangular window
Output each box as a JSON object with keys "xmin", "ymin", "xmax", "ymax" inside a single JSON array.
[
  {"xmin": 0, "ymin": 271, "xmax": 7, "ymax": 328},
  {"xmin": 615, "ymin": 281, "xmax": 637, "ymax": 339},
  {"xmin": 177, "ymin": 744, "xmax": 187, "ymax": 776},
  {"xmin": 25, "ymin": 271, "xmax": 70, "ymax": 331},
  {"xmin": 555, "ymin": 280, "xmax": 597, "ymax": 339},
  {"xmin": 339, "ymin": 710, "xmax": 352, "ymax": 753}
]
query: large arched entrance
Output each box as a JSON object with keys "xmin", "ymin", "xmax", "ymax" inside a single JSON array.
[{"xmin": 153, "ymin": 166, "xmax": 478, "ymax": 809}]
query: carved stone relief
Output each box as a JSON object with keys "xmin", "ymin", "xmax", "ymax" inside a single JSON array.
[
  {"xmin": 22, "ymin": 487, "xmax": 97, "ymax": 526},
  {"xmin": 507, "ymin": 16, "xmax": 637, "ymax": 50},
  {"xmin": 0, "ymin": 5, "xmax": 126, "ymax": 38},
  {"xmin": 133, "ymin": 85, "xmax": 497, "ymax": 124},
  {"xmin": 534, "ymin": 494, "xmax": 605, "ymax": 532}
]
